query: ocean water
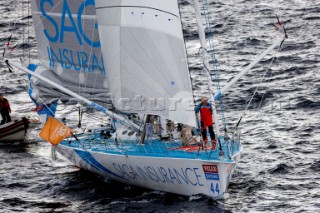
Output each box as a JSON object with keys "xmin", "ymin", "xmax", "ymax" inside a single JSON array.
[{"xmin": 0, "ymin": 0, "xmax": 319, "ymax": 212}]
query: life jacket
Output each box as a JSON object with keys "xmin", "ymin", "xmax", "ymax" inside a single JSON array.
[{"xmin": 199, "ymin": 104, "xmax": 213, "ymax": 127}]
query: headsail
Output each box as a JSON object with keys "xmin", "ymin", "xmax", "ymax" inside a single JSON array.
[
  {"xmin": 29, "ymin": 0, "xmax": 110, "ymax": 106},
  {"xmin": 95, "ymin": 0, "xmax": 197, "ymax": 127}
]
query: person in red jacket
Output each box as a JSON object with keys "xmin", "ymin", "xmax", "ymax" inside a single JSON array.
[
  {"xmin": 0, "ymin": 94, "xmax": 12, "ymax": 124},
  {"xmin": 195, "ymin": 97, "xmax": 216, "ymax": 149}
]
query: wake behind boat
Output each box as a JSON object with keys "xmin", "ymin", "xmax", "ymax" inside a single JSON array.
[{"xmin": 5, "ymin": 0, "xmax": 287, "ymax": 199}]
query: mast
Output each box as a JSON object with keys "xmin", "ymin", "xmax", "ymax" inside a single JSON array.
[
  {"xmin": 7, "ymin": 60, "xmax": 141, "ymax": 130},
  {"xmin": 192, "ymin": 0, "xmax": 221, "ymax": 136},
  {"xmin": 192, "ymin": 0, "xmax": 287, "ymax": 131}
]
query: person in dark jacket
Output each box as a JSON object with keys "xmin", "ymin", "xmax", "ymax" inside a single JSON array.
[
  {"xmin": 0, "ymin": 94, "xmax": 12, "ymax": 124},
  {"xmin": 195, "ymin": 97, "xmax": 216, "ymax": 149}
]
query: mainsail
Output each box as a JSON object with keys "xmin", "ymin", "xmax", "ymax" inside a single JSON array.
[
  {"xmin": 95, "ymin": 0, "xmax": 197, "ymax": 127},
  {"xmin": 29, "ymin": 0, "xmax": 110, "ymax": 107}
]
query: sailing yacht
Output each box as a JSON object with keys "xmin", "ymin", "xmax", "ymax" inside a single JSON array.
[{"xmin": 6, "ymin": 0, "xmax": 286, "ymax": 198}]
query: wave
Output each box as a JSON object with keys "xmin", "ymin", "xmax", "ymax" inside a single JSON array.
[
  {"xmin": 295, "ymin": 98, "xmax": 320, "ymax": 109},
  {"xmin": 268, "ymin": 163, "xmax": 293, "ymax": 174}
]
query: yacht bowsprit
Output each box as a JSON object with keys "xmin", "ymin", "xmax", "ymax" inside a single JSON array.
[{"xmin": 6, "ymin": 0, "xmax": 287, "ymax": 199}]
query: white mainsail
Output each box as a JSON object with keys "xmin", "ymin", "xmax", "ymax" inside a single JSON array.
[
  {"xmin": 29, "ymin": 0, "xmax": 110, "ymax": 106},
  {"xmin": 95, "ymin": 0, "xmax": 197, "ymax": 127}
]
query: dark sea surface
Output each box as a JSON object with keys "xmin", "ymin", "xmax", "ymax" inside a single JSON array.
[{"xmin": 0, "ymin": 0, "xmax": 319, "ymax": 212}]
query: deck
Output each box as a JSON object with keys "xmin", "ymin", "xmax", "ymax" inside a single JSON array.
[{"xmin": 60, "ymin": 132, "xmax": 241, "ymax": 162}]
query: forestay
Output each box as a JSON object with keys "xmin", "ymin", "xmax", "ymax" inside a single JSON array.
[
  {"xmin": 29, "ymin": 0, "xmax": 110, "ymax": 106},
  {"xmin": 95, "ymin": 0, "xmax": 197, "ymax": 127}
]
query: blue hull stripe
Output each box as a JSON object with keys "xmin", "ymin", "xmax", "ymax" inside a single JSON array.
[{"xmin": 74, "ymin": 149, "xmax": 127, "ymax": 180}]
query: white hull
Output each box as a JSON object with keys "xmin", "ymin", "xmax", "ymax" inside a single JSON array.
[
  {"xmin": 56, "ymin": 144, "xmax": 241, "ymax": 199},
  {"xmin": 1, "ymin": 129, "xmax": 28, "ymax": 142},
  {"xmin": 0, "ymin": 118, "xmax": 40, "ymax": 142}
]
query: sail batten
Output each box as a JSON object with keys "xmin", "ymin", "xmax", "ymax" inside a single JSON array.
[
  {"xmin": 95, "ymin": 0, "xmax": 181, "ymax": 17},
  {"xmin": 95, "ymin": 6, "xmax": 180, "ymax": 18}
]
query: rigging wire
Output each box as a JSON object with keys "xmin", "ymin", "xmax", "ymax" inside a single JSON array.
[
  {"xmin": 177, "ymin": 1, "xmax": 198, "ymax": 123},
  {"xmin": 244, "ymin": 46, "xmax": 281, "ymax": 113},
  {"xmin": 23, "ymin": 1, "xmax": 144, "ymax": 133},
  {"xmin": 35, "ymin": 98, "xmax": 109, "ymax": 137},
  {"xmin": 78, "ymin": 0, "xmax": 85, "ymax": 96},
  {"xmin": 28, "ymin": 0, "xmax": 30, "ymax": 64},
  {"xmin": 235, "ymin": 45, "xmax": 282, "ymax": 129},
  {"xmin": 2, "ymin": 3, "xmax": 24, "ymax": 77},
  {"xmin": 77, "ymin": 1, "xmax": 105, "ymax": 120},
  {"xmin": 30, "ymin": 0, "xmax": 63, "ymax": 32},
  {"xmin": 21, "ymin": 1, "xmax": 116, "ymax": 131},
  {"xmin": 200, "ymin": 0, "xmax": 227, "ymax": 131},
  {"xmin": 84, "ymin": 3, "xmax": 96, "ymax": 96},
  {"xmin": 37, "ymin": 96, "xmax": 56, "ymax": 116},
  {"xmin": 84, "ymin": 13, "xmax": 102, "ymax": 116},
  {"xmin": 257, "ymin": 46, "xmax": 283, "ymax": 110},
  {"xmin": 21, "ymin": 0, "xmax": 25, "ymax": 60}
]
